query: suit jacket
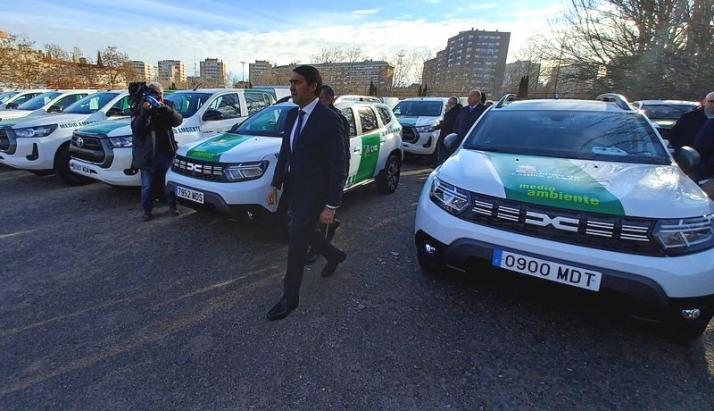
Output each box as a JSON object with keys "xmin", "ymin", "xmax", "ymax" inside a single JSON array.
[
  {"xmin": 437, "ymin": 103, "xmax": 462, "ymax": 137},
  {"xmin": 330, "ymin": 104, "xmax": 351, "ymax": 170},
  {"xmin": 669, "ymin": 107, "xmax": 708, "ymax": 149},
  {"xmin": 453, "ymin": 103, "xmax": 487, "ymax": 140},
  {"xmin": 271, "ymin": 102, "xmax": 347, "ymax": 209}
]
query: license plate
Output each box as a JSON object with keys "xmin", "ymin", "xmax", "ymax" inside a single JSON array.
[
  {"xmin": 175, "ymin": 185, "xmax": 204, "ymax": 204},
  {"xmin": 70, "ymin": 161, "xmax": 92, "ymax": 176},
  {"xmin": 492, "ymin": 249, "xmax": 602, "ymax": 291}
]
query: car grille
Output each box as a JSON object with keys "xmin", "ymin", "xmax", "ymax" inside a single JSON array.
[
  {"xmin": 402, "ymin": 126, "xmax": 418, "ymax": 143},
  {"xmin": 172, "ymin": 155, "xmax": 224, "ymax": 181},
  {"xmin": 70, "ymin": 132, "xmax": 106, "ymax": 163},
  {"xmin": 0, "ymin": 129, "xmax": 9, "ymax": 151},
  {"xmin": 460, "ymin": 192, "xmax": 661, "ymax": 256}
]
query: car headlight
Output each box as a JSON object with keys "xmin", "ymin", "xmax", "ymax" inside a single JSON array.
[
  {"xmin": 653, "ymin": 215, "xmax": 714, "ymax": 255},
  {"xmin": 14, "ymin": 124, "xmax": 58, "ymax": 138},
  {"xmin": 429, "ymin": 177, "xmax": 471, "ymax": 215},
  {"xmin": 415, "ymin": 124, "xmax": 436, "ymax": 133},
  {"xmin": 223, "ymin": 160, "xmax": 269, "ymax": 182},
  {"xmin": 109, "ymin": 135, "xmax": 133, "ymax": 148}
]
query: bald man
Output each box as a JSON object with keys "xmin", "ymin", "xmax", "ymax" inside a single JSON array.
[{"xmin": 669, "ymin": 91, "xmax": 714, "ymax": 151}]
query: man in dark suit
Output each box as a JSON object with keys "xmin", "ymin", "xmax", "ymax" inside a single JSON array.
[
  {"xmin": 453, "ymin": 89, "xmax": 487, "ymax": 145},
  {"xmin": 265, "ymin": 66, "xmax": 348, "ymax": 321},
  {"xmin": 434, "ymin": 96, "xmax": 462, "ymax": 166}
]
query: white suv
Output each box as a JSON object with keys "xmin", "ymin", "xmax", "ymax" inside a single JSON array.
[
  {"xmin": 392, "ymin": 97, "xmax": 448, "ymax": 161},
  {"xmin": 165, "ymin": 101, "xmax": 403, "ymax": 229},
  {"xmin": 0, "ymin": 89, "xmax": 94, "ymax": 122},
  {"xmin": 415, "ymin": 94, "xmax": 714, "ymax": 341}
]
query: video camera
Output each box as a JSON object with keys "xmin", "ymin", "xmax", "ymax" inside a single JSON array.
[{"xmin": 128, "ymin": 82, "xmax": 162, "ymax": 116}]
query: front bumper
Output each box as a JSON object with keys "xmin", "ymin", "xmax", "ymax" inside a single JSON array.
[
  {"xmin": 414, "ymin": 186, "xmax": 714, "ymax": 323},
  {"xmin": 165, "ymin": 169, "xmax": 278, "ymax": 222},
  {"xmin": 69, "ymin": 148, "xmax": 139, "ymax": 186},
  {"xmin": 403, "ymin": 130, "xmax": 438, "ymax": 156},
  {"xmin": 0, "ymin": 133, "xmax": 62, "ymax": 170}
]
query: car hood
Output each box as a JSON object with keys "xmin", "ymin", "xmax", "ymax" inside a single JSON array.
[
  {"xmin": 396, "ymin": 115, "xmax": 438, "ymax": 127},
  {"xmin": 438, "ymin": 150, "xmax": 713, "ymax": 219},
  {"xmin": 77, "ymin": 120, "xmax": 132, "ymax": 137},
  {"xmin": 177, "ymin": 132, "xmax": 281, "ymax": 162},
  {"xmin": 10, "ymin": 113, "xmax": 93, "ymax": 128},
  {"xmin": 0, "ymin": 109, "xmax": 34, "ymax": 121}
]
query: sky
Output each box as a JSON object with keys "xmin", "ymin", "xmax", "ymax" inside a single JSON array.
[{"xmin": 0, "ymin": 0, "xmax": 565, "ymax": 81}]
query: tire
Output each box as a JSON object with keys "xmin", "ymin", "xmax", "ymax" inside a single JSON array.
[
  {"xmin": 376, "ymin": 154, "xmax": 401, "ymax": 194},
  {"xmin": 428, "ymin": 138, "xmax": 443, "ymax": 167},
  {"xmin": 661, "ymin": 316, "xmax": 711, "ymax": 343},
  {"xmin": 54, "ymin": 144, "xmax": 94, "ymax": 186}
]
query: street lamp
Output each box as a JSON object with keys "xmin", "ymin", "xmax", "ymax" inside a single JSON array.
[{"xmin": 241, "ymin": 61, "xmax": 246, "ymax": 82}]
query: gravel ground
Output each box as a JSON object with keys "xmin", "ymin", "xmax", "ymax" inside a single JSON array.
[{"xmin": 0, "ymin": 161, "xmax": 712, "ymax": 410}]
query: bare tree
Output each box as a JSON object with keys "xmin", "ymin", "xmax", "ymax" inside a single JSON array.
[
  {"xmin": 99, "ymin": 46, "xmax": 131, "ymax": 88},
  {"xmin": 310, "ymin": 46, "xmax": 345, "ymax": 64}
]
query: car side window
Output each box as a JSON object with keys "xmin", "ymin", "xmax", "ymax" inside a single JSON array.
[
  {"xmin": 340, "ymin": 107, "xmax": 358, "ymax": 137},
  {"xmin": 245, "ymin": 92, "xmax": 271, "ymax": 116},
  {"xmin": 208, "ymin": 93, "xmax": 242, "ymax": 119},
  {"xmin": 358, "ymin": 107, "xmax": 379, "ymax": 133},
  {"xmin": 109, "ymin": 96, "xmax": 130, "ymax": 113},
  {"xmin": 376, "ymin": 106, "xmax": 392, "ymax": 126}
]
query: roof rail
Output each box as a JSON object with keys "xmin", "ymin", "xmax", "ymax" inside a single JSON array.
[
  {"xmin": 595, "ymin": 93, "xmax": 632, "ymax": 111},
  {"xmin": 494, "ymin": 93, "xmax": 517, "ymax": 108}
]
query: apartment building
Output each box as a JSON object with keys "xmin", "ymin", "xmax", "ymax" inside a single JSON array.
[
  {"xmin": 157, "ymin": 60, "xmax": 186, "ymax": 86},
  {"xmin": 130, "ymin": 61, "xmax": 155, "ymax": 82},
  {"xmin": 199, "ymin": 57, "xmax": 227, "ymax": 87}
]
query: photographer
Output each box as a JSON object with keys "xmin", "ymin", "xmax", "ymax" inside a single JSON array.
[{"xmin": 130, "ymin": 82, "xmax": 183, "ymax": 222}]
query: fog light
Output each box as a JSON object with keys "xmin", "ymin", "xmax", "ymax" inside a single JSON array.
[
  {"xmin": 424, "ymin": 244, "xmax": 437, "ymax": 254},
  {"xmin": 681, "ymin": 309, "xmax": 701, "ymax": 320}
]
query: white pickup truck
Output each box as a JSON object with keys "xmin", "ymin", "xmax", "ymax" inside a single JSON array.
[
  {"xmin": 0, "ymin": 89, "xmax": 94, "ymax": 122},
  {"xmin": 68, "ymin": 88, "xmax": 276, "ymax": 186},
  {"xmin": 0, "ymin": 90, "xmax": 130, "ymax": 184}
]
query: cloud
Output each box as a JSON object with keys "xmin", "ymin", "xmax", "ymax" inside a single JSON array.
[{"xmin": 351, "ymin": 8, "xmax": 380, "ymax": 16}]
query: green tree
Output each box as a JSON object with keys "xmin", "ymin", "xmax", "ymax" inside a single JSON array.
[
  {"xmin": 96, "ymin": 50, "xmax": 103, "ymax": 66},
  {"xmin": 517, "ymin": 75, "xmax": 529, "ymax": 98},
  {"xmin": 417, "ymin": 84, "xmax": 423, "ymax": 96}
]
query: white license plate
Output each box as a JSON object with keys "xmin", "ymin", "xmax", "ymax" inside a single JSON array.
[
  {"xmin": 492, "ymin": 249, "xmax": 602, "ymax": 291},
  {"xmin": 175, "ymin": 185, "xmax": 204, "ymax": 204},
  {"xmin": 70, "ymin": 161, "xmax": 92, "ymax": 176}
]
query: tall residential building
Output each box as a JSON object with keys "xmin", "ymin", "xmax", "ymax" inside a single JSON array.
[
  {"xmin": 421, "ymin": 28, "xmax": 510, "ymax": 95},
  {"xmin": 254, "ymin": 60, "xmax": 394, "ymax": 95},
  {"xmin": 502, "ymin": 60, "xmax": 542, "ymax": 93},
  {"xmin": 157, "ymin": 60, "xmax": 186, "ymax": 86},
  {"xmin": 249, "ymin": 60, "xmax": 276, "ymax": 85},
  {"xmin": 130, "ymin": 61, "xmax": 155, "ymax": 82},
  {"xmin": 199, "ymin": 57, "xmax": 227, "ymax": 87}
]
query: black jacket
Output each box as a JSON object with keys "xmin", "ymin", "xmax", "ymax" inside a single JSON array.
[
  {"xmin": 693, "ymin": 118, "xmax": 714, "ymax": 180},
  {"xmin": 131, "ymin": 102, "xmax": 183, "ymax": 169},
  {"xmin": 669, "ymin": 107, "xmax": 708, "ymax": 149},
  {"xmin": 453, "ymin": 103, "xmax": 487, "ymax": 140},
  {"xmin": 271, "ymin": 103, "xmax": 347, "ymax": 209},
  {"xmin": 437, "ymin": 103, "xmax": 462, "ymax": 138},
  {"xmin": 330, "ymin": 104, "xmax": 351, "ymax": 172}
]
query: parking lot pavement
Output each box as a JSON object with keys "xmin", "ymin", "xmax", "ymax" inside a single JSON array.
[{"xmin": 0, "ymin": 161, "xmax": 713, "ymax": 409}]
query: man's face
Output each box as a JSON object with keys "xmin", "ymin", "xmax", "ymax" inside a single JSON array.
[
  {"xmin": 290, "ymin": 72, "xmax": 316, "ymax": 107},
  {"xmin": 319, "ymin": 91, "xmax": 333, "ymax": 107},
  {"xmin": 149, "ymin": 86, "xmax": 163, "ymax": 101},
  {"xmin": 467, "ymin": 92, "xmax": 479, "ymax": 106},
  {"xmin": 704, "ymin": 92, "xmax": 714, "ymax": 113}
]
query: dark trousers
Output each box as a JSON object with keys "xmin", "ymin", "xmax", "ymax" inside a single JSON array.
[
  {"xmin": 282, "ymin": 180, "xmax": 342, "ymax": 299},
  {"xmin": 140, "ymin": 152, "xmax": 176, "ymax": 211}
]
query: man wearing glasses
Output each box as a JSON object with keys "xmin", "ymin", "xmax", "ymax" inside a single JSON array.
[{"xmin": 669, "ymin": 91, "xmax": 714, "ymax": 151}]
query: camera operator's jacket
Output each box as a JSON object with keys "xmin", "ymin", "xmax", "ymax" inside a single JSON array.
[{"xmin": 131, "ymin": 102, "xmax": 183, "ymax": 169}]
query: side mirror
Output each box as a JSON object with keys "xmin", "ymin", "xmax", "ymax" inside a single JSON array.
[
  {"xmin": 674, "ymin": 146, "xmax": 700, "ymax": 172},
  {"xmin": 202, "ymin": 109, "xmax": 223, "ymax": 121},
  {"xmin": 47, "ymin": 105, "xmax": 63, "ymax": 113},
  {"xmin": 6, "ymin": 102, "xmax": 18, "ymax": 109},
  {"xmin": 443, "ymin": 133, "xmax": 460, "ymax": 153}
]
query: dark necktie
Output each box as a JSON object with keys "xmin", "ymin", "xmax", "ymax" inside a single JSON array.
[{"xmin": 292, "ymin": 109, "xmax": 305, "ymax": 152}]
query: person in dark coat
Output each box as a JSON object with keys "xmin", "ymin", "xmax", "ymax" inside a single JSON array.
[
  {"xmin": 692, "ymin": 117, "xmax": 714, "ymax": 198},
  {"xmin": 131, "ymin": 82, "xmax": 184, "ymax": 222},
  {"xmin": 319, "ymin": 85, "xmax": 350, "ymax": 174},
  {"xmin": 265, "ymin": 65, "xmax": 348, "ymax": 321},
  {"xmin": 453, "ymin": 89, "xmax": 487, "ymax": 144},
  {"xmin": 434, "ymin": 96, "xmax": 462, "ymax": 166},
  {"xmin": 669, "ymin": 92, "xmax": 714, "ymax": 150}
]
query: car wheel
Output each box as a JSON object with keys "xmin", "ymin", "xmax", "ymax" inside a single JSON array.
[
  {"xmin": 54, "ymin": 144, "xmax": 93, "ymax": 186},
  {"xmin": 376, "ymin": 154, "xmax": 400, "ymax": 194},
  {"xmin": 661, "ymin": 316, "xmax": 711, "ymax": 342}
]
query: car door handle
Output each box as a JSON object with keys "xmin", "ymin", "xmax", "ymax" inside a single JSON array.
[{"xmin": 353, "ymin": 147, "xmax": 361, "ymax": 153}]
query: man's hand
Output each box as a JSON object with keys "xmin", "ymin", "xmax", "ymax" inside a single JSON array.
[
  {"xmin": 319, "ymin": 207, "xmax": 336, "ymax": 225},
  {"xmin": 266, "ymin": 186, "xmax": 278, "ymax": 205}
]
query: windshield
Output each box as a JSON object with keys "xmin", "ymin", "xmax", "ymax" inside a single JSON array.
[
  {"xmin": 234, "ymin": 104, "xmax": 295, "ymax": 137},
  {"xmin": 65, "ymin": 92, "xmax": 120, "ymax": 114},
  {"xmin": 0, "ymin": 91, "xmax": 19, "ymax": 103},
  {"xmin": 463, "ymin": 110, "xmax": 671, "ymax": 165},
  {"xmin": 640, "ymin": 103, "xmax": 698, "ymax": 120},
  {"xmin": 164, "ymin": 92, "xmax": 212, "ymax": 118},
  {"xmin": 393, "ymin": 100, "xmax": 444, "ymax": 117},
  {"xmin": 17, "ymin": 92, "xmax": 62, "ymax": 110}
]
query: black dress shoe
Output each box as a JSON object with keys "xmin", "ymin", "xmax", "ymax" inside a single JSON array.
[
  {"xmin": 321, "ymin": 250, "xmax": 347, "ymax": 277},
  {"xmin": 141, "ymin": 210, "xmax": 152, "ymax": 222},
  {"xmin": 169, "ymin": 205, "xmax": 180, "ymax": 216},
  {"xmin": 266, "ymin": 296, "xmax": 299, "ymax": 321}
]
